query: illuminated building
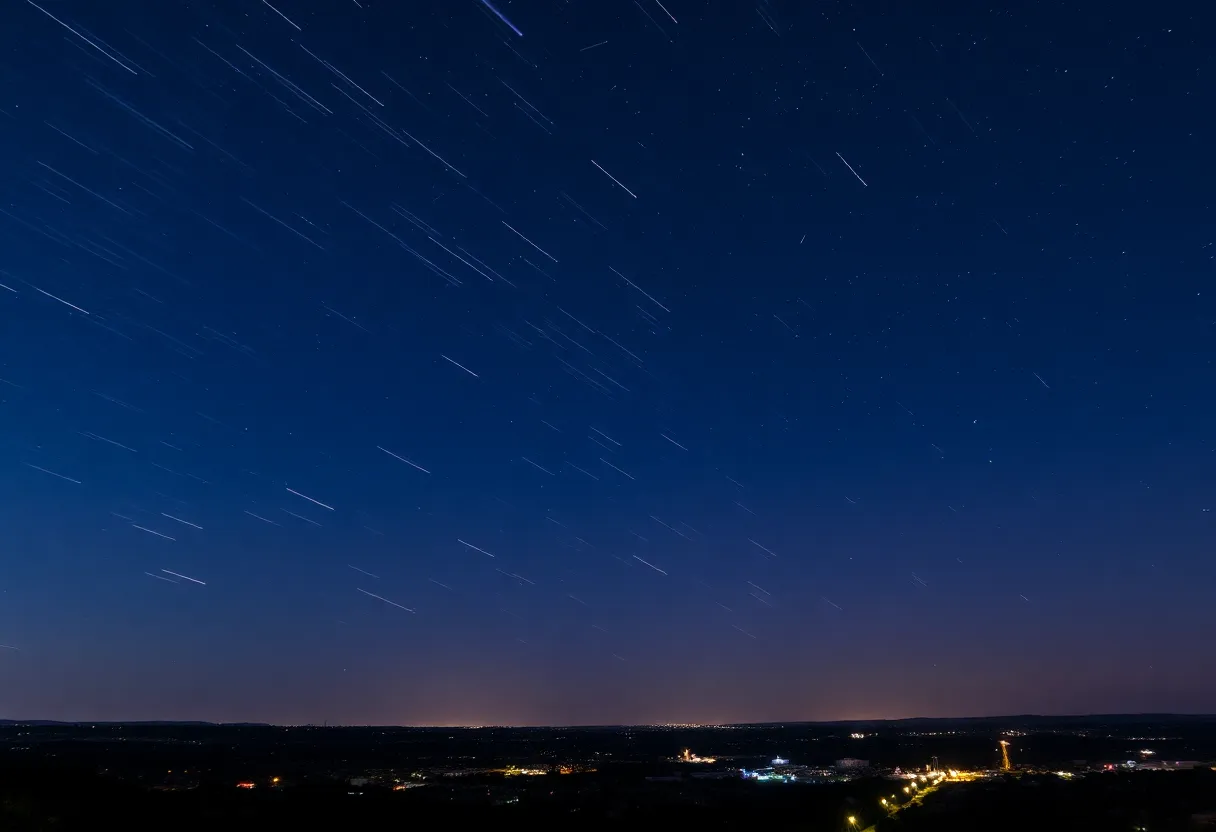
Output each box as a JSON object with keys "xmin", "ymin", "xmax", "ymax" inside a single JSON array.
[
  {"xmin": 742, "ymin": 759, "xmax": 837, "ymax": 784},
  {"xmin": 676, "ymin": 748, "xmax": 717, "ymax": 764},
  {"xmin": 502, "ymin": 765, "xmax": 548, "ymax": 776},
  {"xmin": 742, "ymin": 767, "xmax": 793, "ymax": 783}
]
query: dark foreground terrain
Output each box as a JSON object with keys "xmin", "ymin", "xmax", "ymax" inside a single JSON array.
[
  {"xmin": 3, "ymin": 716, "xmax": 1215, "ymax": 830},
  {"xmin": 878, "ymin": 771, "xmax": 1216, "ymax": 832},
  {"xmin": 4, "ymin": 766, "xmax": 1215, "ymax": 831}
]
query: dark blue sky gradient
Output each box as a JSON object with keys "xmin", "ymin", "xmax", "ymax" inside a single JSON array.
[{"xmin": 0, "ymin": 0, "xmax": 1213, "ymax": 725}]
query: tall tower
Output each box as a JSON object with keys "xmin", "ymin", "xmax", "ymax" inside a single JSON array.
[
  {"xmin": 999, "ymin": 740, "xmax": 1012, "ymax": 772},
  {"xmin": 931, "ymin": 756, "xmax": 939, "ymax": 772}
]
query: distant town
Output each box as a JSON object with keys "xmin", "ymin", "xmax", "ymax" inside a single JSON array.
[{"xmin": 3, "ymin": 715, "xmax": 1216, "ymax": 829}]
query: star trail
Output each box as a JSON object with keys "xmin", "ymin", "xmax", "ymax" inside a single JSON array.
[{"xmin": 0, "ymin": 0, "xmax": 1213, "ymax": 726}]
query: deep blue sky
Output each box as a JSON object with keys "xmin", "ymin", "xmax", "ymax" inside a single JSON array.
[{"xmin": 0, "ymin": 0, "xmax": 1212, "ymax": 726}]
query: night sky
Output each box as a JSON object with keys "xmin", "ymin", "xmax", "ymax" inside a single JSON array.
[{"xmin": 1, "ymin": 0, "xmax": 1212, "ymax": 727}]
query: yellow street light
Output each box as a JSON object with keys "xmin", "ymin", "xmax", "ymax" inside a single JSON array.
[{"xmin": 848, "ymin": 816, "xmax": 857, "ymax": 826}]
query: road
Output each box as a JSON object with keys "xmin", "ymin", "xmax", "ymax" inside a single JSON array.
[{"xmin": 858, "ymin": 779, "xmax": 944, "ymax": 832}]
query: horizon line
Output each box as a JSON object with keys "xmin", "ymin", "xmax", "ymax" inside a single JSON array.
[{"xmin": 5, "ymin": 711, "xmax": 1215, "ymax": 729}]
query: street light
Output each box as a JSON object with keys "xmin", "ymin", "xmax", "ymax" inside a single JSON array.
[{"xmin": 848, "ymin": 816, "xmax": 857, "ymax": 826}]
